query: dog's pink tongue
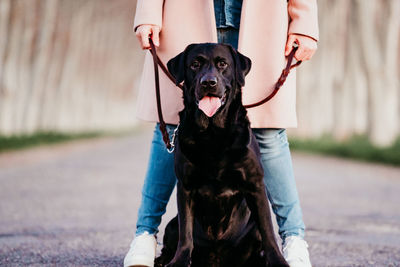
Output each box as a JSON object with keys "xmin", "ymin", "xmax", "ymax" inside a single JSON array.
[{"xmin": 198, "ymin": 96, "xmax": 221, "ymax": 117}]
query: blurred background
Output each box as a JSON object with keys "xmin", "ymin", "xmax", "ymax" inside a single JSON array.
[
  {"xmin": 0, "ymin": 0, "xmax": 399, "ymax": 147},
  {"xmin": 0, "ymin": 1, "xmax": 399, "ymax": 266},
  {"xmin": 0, "ymin": 0, "xmax": 141, "ymax": 135}
]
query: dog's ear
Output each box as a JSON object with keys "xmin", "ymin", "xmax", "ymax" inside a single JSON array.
[
  {"xmin": 226, "ymin": 45, "xmax": 252, "ymax": 87},
  {"xmin": 167, "ymin": 44, "xmax": 196, "ymax": 85}
]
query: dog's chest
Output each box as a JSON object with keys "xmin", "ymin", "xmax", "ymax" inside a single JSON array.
[
  {"xmin": 183, "ymin": 150, "xmax": 248, "ymax": 203},
  {"xmin": 196, "ymin": 183, "xmax": 240, "ymax": 201},
  {"xmin": 193, "ymin": 186, "xmax": 252, "ymax": 243},
  {"xmin": 188, "ymin": 163, "xmax": 245, "ymax": 195}
]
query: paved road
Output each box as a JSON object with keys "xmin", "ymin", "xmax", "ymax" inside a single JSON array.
[{"xmin": 0, "ymin": 127, "xmax": 399, "ymax": 266}]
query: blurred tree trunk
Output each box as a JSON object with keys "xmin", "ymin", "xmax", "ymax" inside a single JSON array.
[
  {"xmin": 296, "ymin": 0, "xmax": 400, "ymax": 147},
  {"xmin": 356, "ymin": 0, "xmax": 400, "ymax": 146},
  {"xmin": 0, "ymin": 0, "xmax": 11, "ymax": 133},
  {"xmin": 0, "ymin": 0, "xmax": 143, "ymax": 135}
]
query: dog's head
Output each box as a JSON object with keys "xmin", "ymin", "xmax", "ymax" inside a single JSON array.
[{"xmin": 167, "ymin": 43, "xmax": 251, "ymax": 128}]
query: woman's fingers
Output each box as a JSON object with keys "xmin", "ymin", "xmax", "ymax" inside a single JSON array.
[
  {"xmin": 139, "ymin": 28, "xmax": 151, "ymax": 49},
  {"xmin": 294, "ymin": 44, "xmax": 307, "ymax": 61},
  {"xmin": 135, "ymin": 25, "xmax": 160, "ymax": 50},
  {"xmin": 285, "ymin": 34, "xmax": 317, "ymax": 61},
  {"xmin": 285, "ymin": 34, "xmax": 297, "ymax": 56},
  {"xmin": 135, "ymin": 25, "xmax": 150, "ymax": 49},
  {"xmin": 151, "ymin": 26, "xmax": 160, "ymax": 47}
]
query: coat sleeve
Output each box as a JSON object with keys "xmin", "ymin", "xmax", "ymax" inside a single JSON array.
[
  {"xmin": 287, "ymin": 0, "xmax": 319, "ymax": 41},
  {"xmin": 133, "ymin": 0, "xmax": 164, "ymax": 31}
]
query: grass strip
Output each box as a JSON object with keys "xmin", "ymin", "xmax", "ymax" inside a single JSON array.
[
  {"xmin": 289, "ymin": 135, "xmax": 400, "ymax": 166},
  {"xmin": 2, "ymin": 131, "xmax": 399, "ymax": 166},
  {"xmin": 0, "ymin": 129, "xmax": 136, "ymax": 153}
]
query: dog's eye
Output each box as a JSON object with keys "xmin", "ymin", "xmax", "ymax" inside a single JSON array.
[
  {"xmin": 190, "ymin": 60, "xmax": 201, "ymax": 70},
  {"xmin": 217, "ymin": 61, "xmax": 228, "ymax": 69}
]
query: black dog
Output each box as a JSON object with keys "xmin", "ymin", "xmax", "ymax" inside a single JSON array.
[{"xmin": 155, "ymin": 43, "xmax": 288, "ymax": 267}]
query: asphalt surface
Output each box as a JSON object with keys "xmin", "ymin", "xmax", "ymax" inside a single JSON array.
[{"xmin": 0, "ymin": 127, "xmax": 399, "ymax": 267}]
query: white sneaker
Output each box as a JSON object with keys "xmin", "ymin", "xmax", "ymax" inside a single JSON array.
[
  {"xmin": 282, "ymin": 236, "xmax": 312, "ymax": 267},
  {"xmin": 124, "ymin": 232, "xmax": 157, "ymax": 267}
]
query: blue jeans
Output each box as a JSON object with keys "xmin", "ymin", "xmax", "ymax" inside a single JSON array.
[
  {"xmin": 136, "ymin": 125, "xmax": 305, "ymax": 239},
  {"xmin": 216, "ymin": 27, "xmax": 239, "ymax": 48}
]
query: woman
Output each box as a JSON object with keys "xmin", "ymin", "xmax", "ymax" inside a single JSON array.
[{"xmin": 125, "ymin": 1, "xmax": 318, "ymax": 266}]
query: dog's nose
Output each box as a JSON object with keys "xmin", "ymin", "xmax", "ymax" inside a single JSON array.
[{"xmin": 200, "ymin": 75, "xmax": 217, "ymax": 88}]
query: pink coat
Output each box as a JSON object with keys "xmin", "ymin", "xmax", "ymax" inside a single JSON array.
[{"xmin": 134, "ymin": 0, "xmax": 319, "ymax": 128}]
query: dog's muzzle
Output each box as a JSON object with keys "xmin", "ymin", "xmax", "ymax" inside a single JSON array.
[
  {"xmin": 197, "ymin": 75, "xmax": 227, "ymax": 117},
  {"xmin": 197, "ymin": 90, "xmax": 227, "ymax": 117}
]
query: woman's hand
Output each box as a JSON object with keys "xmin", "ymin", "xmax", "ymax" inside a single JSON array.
[
  {"xmin": 135, "ymin": 24, "xmax": 160, "ymax": 50},
  {"xmin": 285, "ymin": 34, "xmax": 317, "ymax": 61}
]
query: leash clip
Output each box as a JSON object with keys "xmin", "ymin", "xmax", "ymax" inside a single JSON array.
[{"xmin": 167, "ymin": 124, "xmax": 180, "ymax": 154}]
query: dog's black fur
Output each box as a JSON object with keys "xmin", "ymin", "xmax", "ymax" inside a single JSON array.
[{"xmin": 155, "ymin": 43, "xmax": 288, "ymax": 267}]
